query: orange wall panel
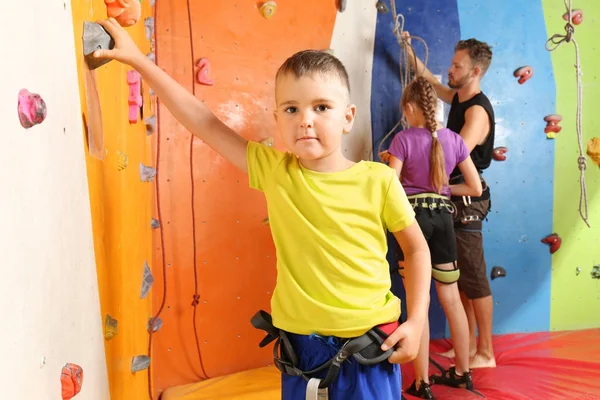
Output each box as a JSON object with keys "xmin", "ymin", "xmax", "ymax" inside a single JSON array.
[
  {"xmin": 71, "ymin": 2, "xmax": 154, "ymax": 399},
  {"xmin": 152, "ymin": 0, "xmax": 338, "ymax": 394}
]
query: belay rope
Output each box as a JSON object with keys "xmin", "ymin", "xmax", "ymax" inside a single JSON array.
[
  {"xmin": 376, "ymin": 0, "xmax": 429, "ymax": 159},
  {"xmin": 545, "ymin": 0, "xmax": 590, "ymax": 228}
]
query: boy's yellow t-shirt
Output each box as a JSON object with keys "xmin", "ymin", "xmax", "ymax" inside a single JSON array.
[{"xmin": 247, "ymin": 141, "xmax": 415, "ymax": 338}]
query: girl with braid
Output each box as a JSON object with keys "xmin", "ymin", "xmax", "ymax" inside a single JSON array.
[{"xmin": 387, "ymin": 77, "xmax": 482, "ymax": 399}]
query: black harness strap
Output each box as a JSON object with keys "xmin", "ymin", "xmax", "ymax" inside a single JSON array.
[{"xmin": 251, "ymin": 310, "xmax": 394, "ymax": 389}]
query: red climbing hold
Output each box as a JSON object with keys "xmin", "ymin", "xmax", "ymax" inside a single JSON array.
[
  {"xmin": 541, "ymin": 233, "xmax": 562, "ymax": 254},
  {"xmin": 513, "ymin": 66, "xmax": 533, "ymax": 84},
  {"xmin": 563, "ymin": 9, "xmax": 583, "ymax": 25},
  {"xmin": 196, "ymin": 58, "xmax": 214, "ymax": 86},
  {"xmin": 127, "ymin": 70, "xmax": 142, "ymax": 123},
  {"xmin": 18, "ymin": 89, "xmax": 47, "ymax": 129},
  {"xmin": 492, "ymin": 146, "xmax": 508, "ymax": 161},
  {"xmin": 61, "ymin": 363, "xmax": 83, "ymax": 400},
  {"xmin": 544, "ymin": 114, "xmax": 562, "ymax": 138}
]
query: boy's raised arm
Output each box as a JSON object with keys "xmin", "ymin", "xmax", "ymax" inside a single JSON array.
[{"xmin": 94, "ymin": 18, "xmax": 249, "ymax": 173}]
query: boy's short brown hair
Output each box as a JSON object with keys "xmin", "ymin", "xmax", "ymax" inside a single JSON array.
[
  {"xmin": 276, "ymin": 50, "xmax": 351, "ymax": 97},
  {"xmin": 455, "ymin": 39, "xmax": 493, "ymax": 75}
]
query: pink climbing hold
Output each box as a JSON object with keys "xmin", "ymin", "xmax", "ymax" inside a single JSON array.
[
  {"xmin": 196, "ymin": 58, "xmax": 214, "ymax": 86},
  {"xmin": 18, "ymin": 89, "xmax": 47, "ymax": 129},
  {"xmin": 562, "ymin": 9, "xmax": 583, "ymax": 25},
  {"xmin": 127, "ymin": 70, "xmax": 142, "ymax": 124},
  {"xmin": 513, "ymin": 66, "xmax": 533, "ymax": 84}
]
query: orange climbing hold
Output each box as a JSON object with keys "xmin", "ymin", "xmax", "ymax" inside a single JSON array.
[
  {"xmin": 104, "ymin": 0, "xmax": 142, "ymax": 27},
  {"xmin": 587, "ymin": 137, "xmax": 600, "ymax": 166},
  {"xmin": 61, "ymin": 363, "xmax": 83, "ymax": 400}
]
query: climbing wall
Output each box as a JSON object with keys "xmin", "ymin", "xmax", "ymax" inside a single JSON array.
[
  {"xmin": 151, "ymin": 0, "xmax": 339, "ymax": 394},
  {"xmin": 543, "ymin": 0, "xmax": 600, "ymax": 330},
  {"xmin": 70, "ymin": 1, "xmax": 155, "ymax": 399},
  {"xmin": 372, "ymin": 0, "xmax": 599, "ymax": 339},
  {"xmin": 59, "ymin": 0, "xmax": 600, "ymax": 398},
  {"xmin": 0, "ymin": 0, "xmax": 108, "ymax": 398}
]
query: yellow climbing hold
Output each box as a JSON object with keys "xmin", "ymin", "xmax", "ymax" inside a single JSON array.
[
  {"xmin": 586, "ymin": 137, "xmax": 600, "ymax": 166},
  {"xmin": 260, "ymin": 137, "xmax": 274, "ymax": 147},
  {"xmin": 259, "ymin": 1, "xmax": 277, "ymax": 19}
]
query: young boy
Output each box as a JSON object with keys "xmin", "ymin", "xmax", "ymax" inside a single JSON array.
[{"xmin": 93, "ymin": 18, "xmax": 432, "ymax": 399}]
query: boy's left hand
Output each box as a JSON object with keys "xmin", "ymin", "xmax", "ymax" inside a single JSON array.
[{"xmin": 381, "ymin": 319, "xmax": 422, "ymax": 364}]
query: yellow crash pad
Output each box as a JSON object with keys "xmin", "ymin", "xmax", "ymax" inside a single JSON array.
[{"xmin": 161, "ymin": 366, "xmax": 281, "ymax": 400}]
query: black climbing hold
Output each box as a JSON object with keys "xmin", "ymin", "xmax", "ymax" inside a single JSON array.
[
  {"xmin": 82, "ymin": 21, "xmax": 115, "ymax": 70},
  {"xmin": 140, "ymin": 261, "xmax": 154, "ymax": 299},
  {"xmin": 376, "ymin": 1, "xmax": 389, "ymax": 13},
  {"xmin": 148, "ymin": 317, "xmax": 163, "ymax": 333},
  {"xmin": 338, "ymin": 0, "xmax": 346, "ymax": 12},
  {"xmin": 151, "ymin": 218, "xmax": 160, "ymax": 229},
  {"xmin": 490, "ymin": 266, "xmax": 506, "ymax": 280},
  {"xmin": 131, "ymin": 355, "xmax": 151, "ymax": 373}
]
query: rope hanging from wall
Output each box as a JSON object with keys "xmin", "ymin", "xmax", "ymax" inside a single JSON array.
[
  {"xmin": 376, "ymin": 0, "xmax": 429, "ymax": 160},
  {"xmin": 545, "ymin": 0, "xmax": 590, "ymax": 228}
]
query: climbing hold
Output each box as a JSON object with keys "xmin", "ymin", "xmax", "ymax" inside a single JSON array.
[
  {"xmin": 117, "ymin": 151, "xmax": 128, "ymax": 171},
  {"xmin": 140, "ymin": 261, "xmax": 154, "ymax": 299},
  {"xmin": 104, "ymin": 0, "xmax": 141, "ymax": 27},
  {"xmin": 150, "ymin": 0, "xmax": 155, "ymax": 6},
  {"xmin": 513, "ymin": 66, "xmax": 533, "ymax": 84},
  {"xmin": 541, "ymin": 233, "xmax": 562, "ymax": 254},
  {"xmin": 104, "ymin": 314, "xmax": 118, "ymax": 340},
  {"xmin": 586, "ymin": 137, "xmax": 600, "ymax": 166},
  {"xmin": 18, "ymin": 89, "xmax": 47, "ymax": 129},
  {"xmin": 127, "ymin": 70, "xmax": 142, "ymax": 123},
  {"xmin": 591, "ymin": 265, "xmax": 600, "ymax": 279},
  {"xmin": 544, "ymin": 114, "xmax": 562, "ymax": 139},
  {"xmin": 338, "ymin": 0, "xmax": 347, "ymax": 12},
  {"xmin": 262, "ymin": 216, "xmax": 270, "ymax": 225},
  {"xmin": 195, "ymin": 58, "xmax": 214, "ymax": 86},
  {"xmin": 376, "ymin": 1, "xmax": 389, "ymax": 13},
  {"xmin": 144, "ymin": 115, "xmax": 156, "ymax": 136},
  {"xmin": 323, "ymin": 48, "xmax": 334, "ymax": 55},
  {"xmin": 562, "ymin": 9, "xmax": 583, "ymax": 25},
  {"xmin": 151, "ymin": 218, "xmax": 160, "ymax": 229},
  {"xmin": 492, "ymin": 146, "xmax": 508, "ymax": 161},
  {"xmin": 259, "ymin": 1, "xmax": 277, "ymax": 19},
  {"xmin": 144, "ymin": 17, "xmax": 155, "ymax": 41},
  {"xmin": 82, "ymin": 21, "xmax": 115, "ymax": 70},
  {"xmin": 148, "ymin": 317, "xmax": 163, "ymax": 333},
  {"xmin": 576, "ymin": 267, "xmax": 582, "ymax": 276},
  {"xmin": 131, "ymin": 355, "xmax": 151, "ymax": 373},
  {"xmin": 61, "ymin": 363, "xmax": 83, "ymax": 400},
  {"xmin": 140, "ymin": 164, "xmax": 156, "ymax": 182},
  {"xmin": 490, "ymin": 266, "xmax": 506, "ymax": 280},
  {"xmin": 147, "ymin": 51, "xmax": 155, "ymax": 63}
]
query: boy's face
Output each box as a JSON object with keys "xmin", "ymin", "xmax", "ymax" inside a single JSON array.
[{"xmin": 274, "ymin": 72, "xmax": 356, "ymax": 162}]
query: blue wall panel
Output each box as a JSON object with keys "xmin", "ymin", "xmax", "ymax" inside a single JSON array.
[
  {"xmin": 372, "ymin": 0, "xmax": 556, "ymax": 338},
  {"xmin": 371, "ymin": 0, "xmax": 461, "ymax": 339},
  {"xmin": 455, "ymin": 0, "xmax": 555, "ymax": 334}
]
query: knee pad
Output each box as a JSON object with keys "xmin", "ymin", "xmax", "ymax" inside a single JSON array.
[{"xmin": 432, "ymin": 264, "xmax": 460, "ymax": 284}]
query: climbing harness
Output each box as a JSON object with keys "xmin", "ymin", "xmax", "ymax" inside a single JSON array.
[
  {"xmin": 545, "ymin": 0, "xmax": 590, "ymax": 228},
  {"xmin": 251, "ymin": 311, "xmax": 398, "ymax": 400},
  {"xmin": 407, "ymin": 193, "xmax": 455, "ymax": 215},
  {"xmin": 376, "ymin": 0, "xmax": 430, "ymax": 160}
]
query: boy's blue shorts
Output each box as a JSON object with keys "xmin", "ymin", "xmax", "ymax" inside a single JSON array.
[{"xmin": 281, "ymin": 332, "xmax": 402, "ymax": 400}]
